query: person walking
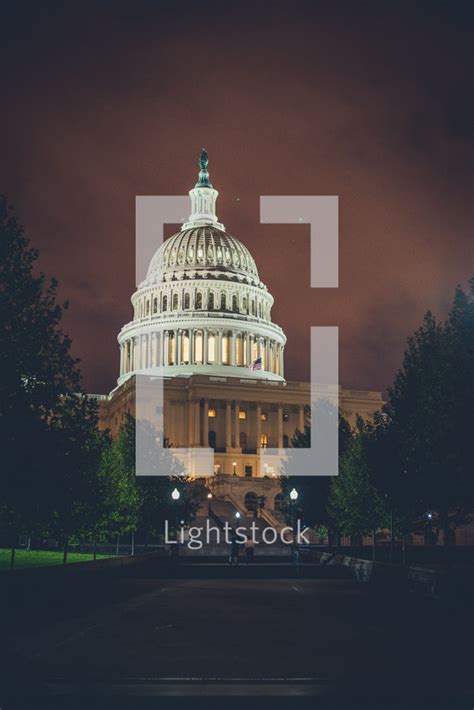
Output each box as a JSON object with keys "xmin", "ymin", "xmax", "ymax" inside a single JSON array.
[
  {"xmin": 229, "ymin": 530, "xmax": 240, "ymax": 567},
  {"xmin": 244, "ymin": 536, "xmax": 255, "ymax": 564}
]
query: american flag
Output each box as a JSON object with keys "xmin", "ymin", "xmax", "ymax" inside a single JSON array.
[{"xmin": 251, "ymin": 356, "xmax": 262, "ymax": 371}]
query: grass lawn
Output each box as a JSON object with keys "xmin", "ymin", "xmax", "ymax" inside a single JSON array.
[{"xmin": 0, "ymin": 548, "xmax": 112, "ymax": 571}]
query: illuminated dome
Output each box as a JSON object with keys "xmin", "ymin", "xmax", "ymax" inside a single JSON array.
[
  {"xmin": 117, "ymin": 150, "xmax": 286, "ymax": 383},
  {"xmin": 144, "ymin": 225, "xmax": 262, "ymax": 288}
]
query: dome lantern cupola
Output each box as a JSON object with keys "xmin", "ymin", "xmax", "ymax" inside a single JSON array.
[{"xmin": 184, "ymin": 148, "xmax": 224, "ymax": 231}]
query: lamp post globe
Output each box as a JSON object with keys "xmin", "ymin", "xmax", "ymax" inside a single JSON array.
[
  {"xmin": 289, "ymin": 488, "xmax": 299, "ymax": 567},
  {"xmin": 171, "ymin": 488, "xmax": 180, "ymax": 501}
]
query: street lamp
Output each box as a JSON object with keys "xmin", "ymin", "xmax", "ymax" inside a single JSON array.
[
  {"xmin": 207, "ymin": 492, "xmax": 212, "ymax": 515},
  {"xmin": 235, "ymin": 511, "xmax": 241, "ymax": 519},
  {"xmin": 232, "ymin": 461, "xmax": 237, "ymax": 475},
  {"xmin": 426, "ymin": 511, "xmax": 433, "ymax": 546},
  {"xmin": 289, "ymin": 488, "xmax": 298, "ymax": 568},
  {"xmin": 171, "ymin": 488, "xmax": 180, "ymax": 541}
]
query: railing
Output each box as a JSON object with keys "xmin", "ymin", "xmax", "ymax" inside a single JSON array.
[
  {"xmin": 221, "ymin": 493, "xmax": 247, "ymax": 518},
  {"xmin": 208, "ymin": 505, "xmax": 225, "ymax": 531},
  {"xmin": 119, "ymin": 311, "xmax": 285, "ymax": 338},
  {"xmin": 258, "ymin": 507, "xmax": 285, "ymax": 532}
]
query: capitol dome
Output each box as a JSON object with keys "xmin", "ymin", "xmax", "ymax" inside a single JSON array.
[
  {"xmin": 117, "ymin": 150, "xmax": 286, "ymax": 383},
  {"xmin": 144, "ymin": 225, "xmax": 262, "ymax": 288}
]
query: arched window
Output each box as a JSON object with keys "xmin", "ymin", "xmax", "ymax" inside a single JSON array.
[
  {"xmin": 208, "ymin": 292, "xmax": 214, "ymax": 309},
  {"xmin": 274, "ymin": 493, "xmax": 285, "ymax": 512},
  {"xmin": 208, "ymin": 430, "xmax": 216, "ymax": 449},
  {"xmin": 283, "ymin": 434, "xmax": 289, "ymax": 448},
  {"xmin": 184, "ymin": 292, "xmax": 190, "ymax": 309},
  {"xmin": 220, "ymin": 292, "xmax": 226, "ymax": 310},
  {"xmin": 244, "ymin": 492, "xmax": 258, "ymax": 512},
  {"xmin": 172, "ymin": 293, "xmax": 179, "ymax": 310},
  {"xmin": 240, "ymin": 432, "xmax": 247, "ymax": 450},
  {"xmin": 251, "ymin": 300, "xmax": 256, "ymax": 316},
  {"xmin": 153, "ymin": 297, "xmax": 158, "ymax": 314},
  {"xmin": 146, "ymin": 300, "xmax": 150, "ymax": 316},
  {"xmin": 260, "ymin": 433, "xmax": 268, "ymax": 449},
  {"xmin": 242, "ymin": 297, "xmax": 247, "ymax": 313},
  {"xmin": 232, "ymin": 294, "xmax": 238, "ymax": 312},
  {"xmin": 162, "ymin": 295, "xmax": 168, "ymax": 312},
  {"xmin": 196, "ymin": 292, "xmax": 203, "ymax": 309}
]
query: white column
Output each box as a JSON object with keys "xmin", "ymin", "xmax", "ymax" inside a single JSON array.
[
  {"xmin": 246, "ymin": 333, "xmax": 251, "ymax": 367},
  {"xmin": 218, "ymin": 331, "xmax": 223, "ymax": 366},
  {"xmin": 280, "ymin": 346, "xmax": 284, "ymax": 377},
  {"xmin": 190, "ymin": 329, "xmax": 194, "ymax": 364},
  {"xmin": 299, "ymin": 405, "xmax": 305, "ymax": 432},
  {"xmin": 230, "ymin": 331, "xmax": 236, "ymax": 366},
  {"xmin": 203, "ymin": 399, "xmax": 209, "ymax": 447},
  {"xmin": 187, "ymin": 398, "xmax": 194, "ymax": 446},
  {"xmin": 136, "ymin": 335, "xmax": 141, "ymax": 369},
  {"xmin": 173, "ymin": 330, "xmax": 178, "ymax": 366},
  {"xmin": 152, "ymin": 333, "xmax": 157, "ymax": 367},
  {"xmin": 179, "ymin": 402, "xmax": 186, "ymax": 447},
  {"xmin": 203, "ymin": 330, "xmax": 208, "ymax": 364},
  {"xmin": 119, "ymin": 343, "xmax": 124, "ymax": 376},
  {"xmin": 234, "ymin": 401, "xmax": 240, "ymax": 449},
  {"xmin": 277, "ymin": 404, "xmax": 283, "ymax": 449},
  {"xmin": 256, "ymin": 404, "xmax": 261, "ymax": 450},
  {"xmin": 194, "ymin": 399, "xmax": 200, "ymax": 446},
  {"xmin": 165, "ymin": 331, "xmax": 169, "ymax": 367},
  {"xmin": 177, "ymin": 330, "xmax": 182, "ymax": 365},
  {"xmin": 132, "ymin": 337, "xmax": 137, "ymax": 371},
  {"xmin": 225, "ymin": 400, "xmax": 232, "ymax": 449}
]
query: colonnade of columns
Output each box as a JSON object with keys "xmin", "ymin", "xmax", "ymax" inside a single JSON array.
[
  {"xmin": 119, "ymin": 329, "xmax": 284, "ymax": 377},
  {"xmin": 166, "ymin": 398, "xmax": 306, "ymax": 453}
]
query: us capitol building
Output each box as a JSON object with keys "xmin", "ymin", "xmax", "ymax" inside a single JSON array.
[{"xmin": 97, "ymin": 151, "xmax": 384, "ymax": 520}]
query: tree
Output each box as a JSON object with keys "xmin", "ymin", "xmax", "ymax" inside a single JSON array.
[
  {"xmin": 281, "ymin": 411, "xmax": 353, "ymax": 539},
  {"xmin": 384, "ymin": 281, "xmax": 474, "ymax": 543},
  {"xmin": 103, "ymin": 414, "xmax": 201, "ymax": 550},
  {"xmin": 328, "ymin": 419, "xmax": 387, "ymax": 559},
  {"xmin": 0, "ymin": 196, "xmax": 99, "ymax": 563}
]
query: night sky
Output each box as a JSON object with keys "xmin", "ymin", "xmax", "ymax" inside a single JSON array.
[{"xmin": 1, "ymin": 1, "xmax": 472, "ymax": 395}]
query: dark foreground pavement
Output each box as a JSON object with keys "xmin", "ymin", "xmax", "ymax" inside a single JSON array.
[{"xmin": 2, "ymin": 562, "xmax": 473, "ymax": 709}]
